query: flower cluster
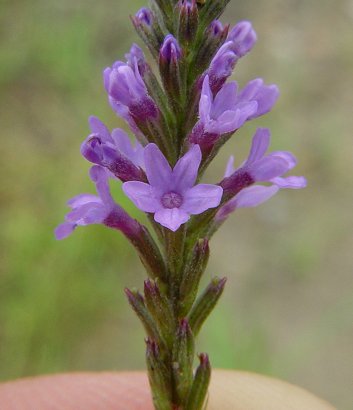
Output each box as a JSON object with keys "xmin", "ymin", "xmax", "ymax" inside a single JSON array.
[{"xmin": 56, "ymin": 1, "xmax": 306, "ymax": 409}]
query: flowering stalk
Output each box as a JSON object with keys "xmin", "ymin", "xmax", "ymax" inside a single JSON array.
[{"xmin": 56, "ymin": 1, "xmax": 306, "ymax": 409}]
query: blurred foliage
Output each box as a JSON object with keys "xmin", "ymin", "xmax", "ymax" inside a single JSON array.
[{"xmin": 0, "ymin": 0, "xmax": 352, "ymax": 408}]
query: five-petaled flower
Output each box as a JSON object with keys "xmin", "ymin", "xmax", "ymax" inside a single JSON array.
[{"xmin": 122, "ymin": 144, "xmax": 223, "ymax": 231}]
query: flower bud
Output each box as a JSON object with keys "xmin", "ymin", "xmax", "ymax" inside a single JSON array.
[
  {"xmin": 145, "ymin": 338, "xmax": 173, "ymax": 409},
  {"xmin": 185, "ymin": 353, "xmax": 211, "ymax": 410},
  {"xmin": 177, "ymin": 0, "xmax": 199, "ymax": 45},
  {"xmin": 159, "ymin": 35, "xmax": 183, "ymax": 108},
  {"xmin": 144, "ymin": 279, "xmax": 175, "ymax": 346},
  {"xmin": 131, "ymin": 8, "xmax": 164, "ymax": 59},
  {"xmin": 188, "ymin": 277, "xmax": 227, "ymax": 335},
  {"xmin": 125, "ymin": 288, "xmax": 164, "ymax": 344},
  {"xmin": 172, "ymin": 319, "xmax": 195, "ymax": 403},
  {"xmin": 179, "ymin": 239, "xmax": 210, "ymax": 316}
]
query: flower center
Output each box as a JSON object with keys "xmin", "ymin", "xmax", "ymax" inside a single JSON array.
[{"xmin": 161, "ymin": 192, "xmax": 183, "ymax": 209}]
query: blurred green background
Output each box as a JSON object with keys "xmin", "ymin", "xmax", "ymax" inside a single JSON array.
[{"xmin": 1, "ymin": 0, "xmax": 352, "ymax": 408}]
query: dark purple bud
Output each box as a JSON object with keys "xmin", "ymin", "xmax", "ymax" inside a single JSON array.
[
  {"xmin": 159, "ymin": 35, "xmax": 183, "ymax": 104},
  {"xmin": 134, "ymin": 7, "xmax": 154, "ymax": 27},
  {"xmin": 160, "ymin": 34, "xmax": 182, "ymax": 63},
  {"xmin": 209, "ymin": 20, "xmax": 224, "ymax": 36}
]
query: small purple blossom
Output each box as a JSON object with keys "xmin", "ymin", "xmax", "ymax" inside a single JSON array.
[
  {"xmin": 160, "ymin": 35, "xmax": 182, "ymax": 63},
  {"xmin": 81, "ymin": 116, "xmax": 144, "ymax": 181},
  {"xmin": 218, "ymin": 128, "xmax": 307, "ymax": 217},
  {"xmin": 227, "ymin": 21, "xmax": 257, "ymax": 57},
  {"xmin": 55, "ymin": 166, "xmax": 140, "ymax": 239},
  {"xmin": 189, "ymin": 75, "xmax": 257, "ymax": 149},
  {"xmin": 122, "ymin": 144, "xmax": 223, "ymax": 231},
  {"xmin": 190, "ymin": 76, "xmax": 279, "ymax": 150},
  {"xmin": 103, "ymin": 59, "xmax": 158, "ymax": 124}
]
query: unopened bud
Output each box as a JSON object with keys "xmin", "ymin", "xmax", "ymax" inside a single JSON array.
[
  {"xmin": 185, "ymin": 353, "xmax": 211, "ymax": 410},
  {"xmin": 178, "ymin": 0, "xmax": 199, "ymax": 45},
  {"xmin": 172, "ymin": 319, "xmax": 195, "ymax": 404},
  {"xmin": 188, "ymin": 277, "xmax": 227, "ymax": 335},
  {"xmin": 179, "ymin": 238, "xmax": 209, "ymax": 317},
  {"xmin": 145, "ymin": 338, "xmax": 173, "ymax": 409}
]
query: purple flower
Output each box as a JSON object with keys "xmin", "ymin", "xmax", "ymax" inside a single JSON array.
[
  {"xmin": 190, "ymin": 76, "xmax": 279, "ymax": 150},
  {"xmin": 189, "ymin": 75, "xmax": 258, "ymax": 148},
  {"xmin": 218, "ymin": 128, "xmax": 307, "ymax": 217},
  {"xmin": 81, "ymin": 116, "xmax": 144, "ymax": 181},
  {"xmin": 160, "ymin": 35, "xmax": 182, "ymax": 63},
  {"xmin": 122, "ymin": 144, "xmax": 223, "ymax": 231},
  {"xmin": 55, "ymin": 166, "xmax": 140, "ymax": 239},
  {"xmin": 227, "ymin": 21, "xmax": 257, "ymax": 58},
  {"xmin": 103, "ymin": 59, "xmax": 158, "ymax": 124}
]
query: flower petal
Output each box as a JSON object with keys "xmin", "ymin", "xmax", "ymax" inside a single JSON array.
[
  {"xmin": 144, "ymin": 144, "xmax": 173, "ymax": 190},
  {"xmin": 123, "ymin": 181, "xmax": 161, "ymax": 213},
  {"xmin": 111, "ymin": 129, "xmax": 145, "ymax": 168},
  {"xmin": 224, "ymin": 156, "xmax": 235, "ymax": 178},
  {"xmin": 269, "ymin": 151, "xmax": 297, "ymax": 170},
  {"xmin": 154, "ymin": 208, "xmax": 190, "ymax": 231},
  {"xmin": 211, "ymin": 82, "xmax": 238, "ymax": 118},
  {"xmin": 55, "ymin": 223, "xmax": 76, "ymax": 240},
  {"xmin": 246, "ymin": 128, "xmax": 271, "ymax": 165},
  {"xmin": 271, "ymin": 176, "xmax": 307, "ymax": 189},
  {"xmin": 66, "ymin": 202, "xmax": 105, "ymax": 225},
  {"xmin": 88, "ymin": 116, "xmax": 111, "ymax": 142},
  {"xmin": 173, "ymin": 145, "xmax": 202, "ymax": 191},
  {"xmin": 89, "ymin": 166, "xmax": 115, "ymax": 206},
  {"xmin": 250, "ymin": 156, "xmax": 290, "ymax": 181},
  {"xmin": 234, "ymin": 185, "xmax": 279, "ymax": 208},
  {"xmin": 216, "ymin": 185, "xmax": 279, "ymax": 221},
  {"xmin": 67, "ymin": 194, "xmax": 101, "ymax": 209},
  {"xmin": 182, "ymin": 184, "xmax": 223, "ymax": 215},
  {"xmin": 199, "ymin": 76, "xmax": 213, "ymax": 123}
]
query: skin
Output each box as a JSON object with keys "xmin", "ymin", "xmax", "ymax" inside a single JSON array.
[{"xmin": 0, "ymin": 371, "xmax": 335, "ymax": 409}]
